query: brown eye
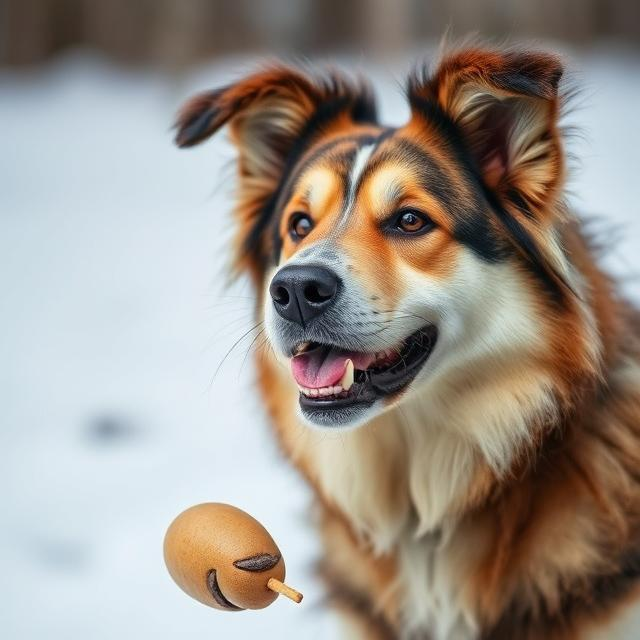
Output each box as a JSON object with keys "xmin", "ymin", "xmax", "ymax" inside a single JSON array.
[
  {"xmin": 289, "ymin": 213, "xmax": 313, "ymax": 241},
  {"xmin": 393, "ymin": 209, "xmax": 433, "ymax": 235}
]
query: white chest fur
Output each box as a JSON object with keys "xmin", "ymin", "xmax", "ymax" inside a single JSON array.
[
  {"xmin": 303, "ymin": 409, "xmax": 481, "ymax": 640},
  {"xmin": 396, "ymin": 527, "xmax": 477, "ymax": 640}
]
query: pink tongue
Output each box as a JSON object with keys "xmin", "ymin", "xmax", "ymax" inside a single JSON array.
[{"xmin": 291, "ymin": 348, "xmax": 374, "ymax": 389}]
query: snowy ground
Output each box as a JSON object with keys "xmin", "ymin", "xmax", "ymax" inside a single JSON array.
[{"xmin": 1, "ymin": 46, "xmax": 639, "ymax": 639}]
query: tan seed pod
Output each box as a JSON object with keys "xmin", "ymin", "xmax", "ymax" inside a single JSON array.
[{"xmin": 163, "ymin": 503, "xmax": 302, "ymax": 611}]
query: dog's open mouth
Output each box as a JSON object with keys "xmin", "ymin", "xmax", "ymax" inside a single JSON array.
[{"xmin": 290, "ymin": 325, "xmax": 438, "ymax": 418}]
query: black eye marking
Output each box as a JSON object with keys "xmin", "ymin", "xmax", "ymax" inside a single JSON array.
[
  {"xmin": 386, "ymin": 208, "xmax": 435, "ymax": 236},
  {"xmin": 206, "ymin": 569, "xmax": 244, "ymax": 610},
  {"xmin": 233, "ymin": 553, "xmax": 281, "ymax": 572},
  {"xmin": 289, "ymin": 212, "xmax": 314, "ymax": 241}
]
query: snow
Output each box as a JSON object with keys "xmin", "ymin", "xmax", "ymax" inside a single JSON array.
[{"xmin": 1, "ymin": 47, "xmax": 639, "ymax": 639}]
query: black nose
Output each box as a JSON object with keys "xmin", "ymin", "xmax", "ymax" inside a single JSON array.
[{"xmin": 269, "ymin": 264, "xmax": 340, "ymax": 325}]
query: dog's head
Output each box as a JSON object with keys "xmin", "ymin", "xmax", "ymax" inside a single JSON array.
[{"xmin": 177, "ymin": 49, "xmax": 592, "ymax": 431}]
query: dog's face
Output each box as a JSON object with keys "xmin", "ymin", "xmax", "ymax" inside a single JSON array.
[
  {"xmin": 262, "ymin": 126, "xmax": 516, "ymax": 429},
  {"xmin": 177, "ymin": 50, "xmax": 574, "ymax": 430}
]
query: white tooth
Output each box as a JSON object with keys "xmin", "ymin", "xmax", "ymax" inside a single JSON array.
[
  {"xmin": 298, "ymin": 385, "xmax": 304, "ymax": 393},
  {"xmin": 333, "ymin": 385, "xmax": 342, "ymax": 395},
  {"xmin": 319, "ymin": 387, "xmax": 330, "ymax": 397},
  {"xmin": 340, "ymin": 359, "xmax": 354, "ymax": 391},
  {"xmin": 310, "ymin": 388, "xmax": 319, "ymax": 397},
  {"xmin": 294, "ymin": 341, "xmax": 310, "ymax": 355}
]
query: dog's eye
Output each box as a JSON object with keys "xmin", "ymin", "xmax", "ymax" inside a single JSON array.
[
  {"xmin": 289, "ymin": 213, "xmax": 314, "ymax": 241},
  {"xmin": 392, "ymin": 209, "xmax": 434, "ymax": 235}
]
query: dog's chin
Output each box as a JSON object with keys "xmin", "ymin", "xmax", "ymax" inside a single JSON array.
[
  {"xmin": 298, "ymin": 399, "xmax": 381, "ymax": 430},
  {"xmin": 285, "ymin": 324, "xmax": 438, "ymax": 430}
]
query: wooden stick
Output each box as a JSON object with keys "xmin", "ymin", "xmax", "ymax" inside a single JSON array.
[{"xmin": 267, "ymin": 578, "xmax": 303, "ymax": 603}]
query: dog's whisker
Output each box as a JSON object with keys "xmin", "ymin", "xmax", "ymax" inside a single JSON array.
[
  {"xmin": 200, "ymin": 317, "xmax": 263, "ymax": 356},
  {"xmin": 211, "ymin": 321, "xmax": 264, "ymax": 382},
  {"xmin": 239, "ymin": 328, "xmax": 266, "ymax": 377}
]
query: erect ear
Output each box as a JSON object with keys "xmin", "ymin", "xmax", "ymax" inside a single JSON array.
[
  {"xmin": 408, "ymin": 48, "xmax": 564, "ymax": 221},
  {"xmin": 175, "ymin": 66, "xmax": 377, "ymax": 277},
  {"xmin": 408, "ymin": 48, "xmax": 578, "ymax": 300}
]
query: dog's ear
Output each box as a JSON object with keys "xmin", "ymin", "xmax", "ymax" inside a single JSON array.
[
  {"xmin": 408, "ymin": 48, "xmax": 576, "ymax": 300},
  {"xmin": 408, "ymin": 48, "xmax": 564, "ymax": 221},
  {"xmin": 175, "ymin": 66, "xmax": 377, "ymax": 276}
]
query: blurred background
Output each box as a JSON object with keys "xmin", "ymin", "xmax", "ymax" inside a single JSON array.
[
  {"xmin": 2, "ymin": 0, "xmax": 640, "ymax": 66},
  {"xmin": 1, "ymin": 1, "xmax": 639, "ymax": 639}
]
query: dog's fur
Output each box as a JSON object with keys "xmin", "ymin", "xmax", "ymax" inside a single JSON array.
[{"xmin": 175, "ymin": 47, "xmax": 640, "ymax": 639}]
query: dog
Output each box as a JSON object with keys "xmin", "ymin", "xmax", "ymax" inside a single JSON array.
[{"xmin": 175, "ymin": 46, "xmax": 640, "ymax": 639}]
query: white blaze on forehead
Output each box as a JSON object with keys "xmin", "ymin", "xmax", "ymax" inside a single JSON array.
[
  {"xmin": 348, "ymin": 144, "xmax": 376, "ymax": 197},
  {"xmin": 339, "ymin": 143, "xmax": 376, "ymax": 225}
]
